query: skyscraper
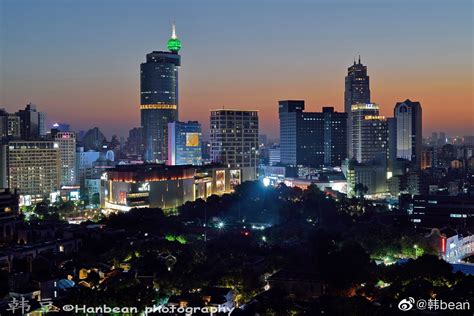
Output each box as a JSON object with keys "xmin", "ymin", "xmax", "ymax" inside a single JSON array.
[
  {"xmin": 16, "ymin": 103, "xmax": 45, "ymax": 140},
  {"xmin": 210, "ymin": 110, "xmax": 258, "ymax": 181},
  {"xmin": 351, "ymin": 103, "xmax": 387, "ymax": 163},
  {"xmin": 168, "ymin": 121, "xmax": 202, "ymax": 166},
  {"xmin": 141, "ymin": 22, "xmax": 181, "ymax": 162},
  {"xmin": 387, "ymin": 117, "xmax": 397, "ymax": 171},
  {"xmin": 279, "ymin": 101, "xmax": 347, "ymax": 167},
  {"xmin": 344, "ymin": 57, "xmax": 371, "ymax": 154},
  {"xmin": 54, "ymin": 131, "xmax": 77, "ymax": 186},
  {"xmin": 0, "ymin": 109, "xmax": 20, "ymax": 141},
  {"xmin": 38, "ymin": 112, "xmax": 47, "ymax": 136},
  {"xmin": 394, "ymin": 99, "xmax": 422, "ymax": 169},
  {"xmin": 279, "ymin": 100, "xmax": 304, "ymax": 165},
  {"xmin": 322, "ymin": 107, "xmax": 347, "ymax": 166}
]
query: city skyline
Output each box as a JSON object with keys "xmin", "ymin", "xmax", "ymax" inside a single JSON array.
[{"xmin": 1, "ymin": 0, "xmax": 472, "ymax": 139}]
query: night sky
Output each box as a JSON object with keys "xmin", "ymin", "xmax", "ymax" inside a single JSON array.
[{"xmin": 1, "ymin": 0, "xmax": 472, "ymax": 139}]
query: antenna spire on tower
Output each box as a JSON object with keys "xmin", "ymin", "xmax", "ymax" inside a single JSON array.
[
  {"xmin": 358, "ymin": 55, "xmax": 361, "ymax": 64},
  {"xmin": 171, "ymin": 20, "xmax": 177, "ymax": 39}
]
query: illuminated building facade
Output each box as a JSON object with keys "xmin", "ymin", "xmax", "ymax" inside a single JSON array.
[
  {"xmin": 54, "ymin": 132, "xmax": 76, "ymax": 186},
  {"xmin": 210, "ymin": 110, "xmax": 259, "ymax": 181},
  {"xmin": 100, "ymin": 164, "xmax": 233, "ymax": 211},
  {"xmin": 344, "ymin": 57, "xmax": 371, "ymax": 155},
  {"xmin": 2, "ymin": 141, "xmax": 60, "ymax": 197},
  {"xmin": 141, "ymin": 23, "xmax": 181, "ymax": 162},
  {"xmin": 351, "ymin": 103, "xmax": 387, "ymax": 163},
  {"xmin": 279, "ymin": 101, "xmax": 347, "ymax": 167},
  {"xmin": 168, "ymin": 121, "xmax": 202, "ymax": 166},
  {"xmin": 394, "ymin": 99, "xmax": 422, "ymax": 169}
]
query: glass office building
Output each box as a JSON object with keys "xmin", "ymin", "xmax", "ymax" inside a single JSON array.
[{"xmin": 168, "ymin": 121, "xmax": 202, "ymax": 166}]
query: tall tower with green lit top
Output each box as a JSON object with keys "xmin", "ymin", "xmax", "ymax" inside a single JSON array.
[
  {"xmin": 140, "ymin": 22, "xmax": 182, "ymax": 162},
  {"xmin": 167, "ymin": 22, "xmax": 181, "ymax": 53}
]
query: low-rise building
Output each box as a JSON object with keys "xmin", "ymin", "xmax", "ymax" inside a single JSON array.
[{"xmin": 100, "ymin": 164, "xmax": 240, "ymax": 211}]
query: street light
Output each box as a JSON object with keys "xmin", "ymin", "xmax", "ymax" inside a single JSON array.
[{"xmin": 414, "ymin": 244, "xmax": 418, "ymax": 259}]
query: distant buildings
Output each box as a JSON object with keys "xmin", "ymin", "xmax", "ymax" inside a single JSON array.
[
  {"xmin": 201, "ymin": 141, "xmax": 211, "ymax": 161},
  {"xmin": 394, "ymin": 99, "xmax": 422, "ymax": 169},
  {"xmin": 82, "ymin": 127, "xmax": 106, "ymax": 151},
  {"xmin": 278, "ymin": 101, "xmax": 347, "ymax": 167},
  {"xmin": 141, "ymin": 23, "xmax": 181, "ymax": 162},
  {"xmin": 168, "ymin": 121, "xmax": 202, "ymax": 166},
  {"xmin": 76, "ymin": 147, "xmax": 100, "ymax": 183},
  {"xmin": 16, "ymin": 103, "xmax": 46, "ymax": 141},
  {"xmin": 39, "ymin": 112, "xmax": 47, "ymax": 136},
  {"xmin": 344, "ymin": 57, "xmax": 371, "ymax": 155},
  {"xmin": 0, "ymin": 109, "xmax": 20, "ymax": 140},
  {"xmin": 125, "ymin": 127, "xmax": 144, "ymax": 158},
  {"xmin": 210, "ymin": 109, "xmax": 259, "ymax": 181},
  {"xmin": 421, "ymin": 149, "xmax": 432, "ymax": 170},
  {"xmin": 52, "ymin": 122, "xmax": 70, "ymax": 132}
]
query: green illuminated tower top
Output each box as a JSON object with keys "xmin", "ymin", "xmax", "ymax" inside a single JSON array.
[{"xmin": 167, "ymin": 21, "xmax": 181, "ymax": 53}]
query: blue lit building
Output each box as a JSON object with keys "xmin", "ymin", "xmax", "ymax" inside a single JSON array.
[{"xmin": 168, "ymin": 121, "xmax": 202, "ymax": 166}]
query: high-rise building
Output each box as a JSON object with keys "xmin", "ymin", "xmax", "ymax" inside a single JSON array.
[
  {"xmin": 82, "ymin": 127, "xmax": 106, "ymax": 151},
  {"xmin": 201, "ymin": 141, "xmax": 211, "ymax": 161},
  {"xmin": 344, "ymin": 57, "xmax": 371, "ymax": 155},
  {"xmin": 387, "ymin": 117, "xmax": 397, "ymax": 172},
  {"xmin": 279, "ymin": 100, "xmax": 304, "ymax": 165},
  {"xmin": 2, "ymin": 141, "xmax": 60, "ymax": 196},
  {"xmin": 0, "ymin": 110, "xmax": 20, "ymax": 140},
  {"xmin": 322, "ymin": 107, "xmax": 347, "ymax": 166},
  {"xmin": 394, "ymin": 99, "xmax": 422, "ymax": 169},
  {"xmin": 439, "ymin": 132, "xmax": 447, "ymax": 146},
  {"xmin": 168, "ymin": 121, "xmax": 202, "ymax": 166},
  {"xmin": 279, "ymin": 101, "xmax": 347, "ymax": 167},
  {"xmin": 76, "ymin": 147, "xmax": 100, "ymax": 183},
  {"xmin": 431, "ymin": 132, "xmax": 438, "ymax": 146},
  {"xmin": 16, "ymin": 103, "xmax": 43, "ymax": 140},
  {"xmin": 38, "ymin": 112, "xmax": 47, "ymax": 136},
  {"xmin": 210, "ymin": 109, "xmax": 259, "ymax": 181},
  {"xmin": 125, "ymin": 127, "xmax": 144, "ymax": 158},
  {"xmin": 54, "ymin": 132, "xmax": 77, "ymax": 186},
  {"xmin": 141, "ymin": 22, "xmax": 181, "ymax": 162},
  {"xmin": 351, "ymin": 103, "xmax": 387, "ymax": 163},
  {"xmin": 421, "ymin": 148, "xmax": 432, "ymax": 170}
]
